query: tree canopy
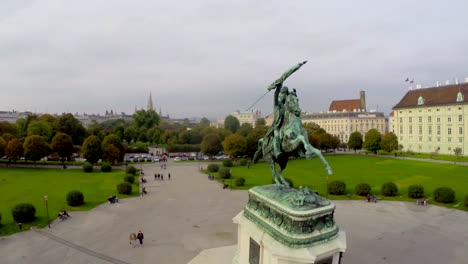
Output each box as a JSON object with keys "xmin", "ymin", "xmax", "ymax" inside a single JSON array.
[
  {"xmin": 133, "ymin": 109, "xmax": 160, "ymax": 130},
  {"xmin": 82, "ymin": 135, "xmax": 102, "ymax": 164},
  {"xmin": 363, "ymin": 129, "xmax": 382, "ymax": 153},
  {"xmin": 23, "ymin": 135, "xmax": 50, "ymax": 162},
  {"xmin": 348, "ymin": 131, "xmax": 363, "ymax": 152},
  {"xmin": 223, "ymin": 133, "xmax": 247, "ymax": 158},
  {"xmin": 380, "ymin": 132, "xmax": 398, "ymax": 152},
  {"xmin": 51, "ymin": 133, "xmax": 74, "ymax": 162},
  {"xmin": 224, "ymin": 115, "xmax": 240, "ymax": 133},
  {"xmin": 200, "ymin": 133, "xmax": 223, "ymax": 156}
]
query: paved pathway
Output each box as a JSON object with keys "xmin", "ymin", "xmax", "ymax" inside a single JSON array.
[{"xmin": 0, "ymin": 160, "xmax": 467, "ymax": 264}]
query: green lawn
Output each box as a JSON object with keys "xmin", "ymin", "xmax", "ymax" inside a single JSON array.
[
  {"xmin": 0, "ymin": 167, "xmax": 138, "ymax": 235},
  {"xmin": 217, "ymin": 155, "xmax": 468, "ymax": 210}
]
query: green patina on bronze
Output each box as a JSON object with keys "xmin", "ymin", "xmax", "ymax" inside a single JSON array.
[
  {"xmin": 244, "ymin": 185, "xmax": 339, "ymax": 248},
  {"xmin": 253, "ymin": 61, "xmax": 332, "ymax": 187}
]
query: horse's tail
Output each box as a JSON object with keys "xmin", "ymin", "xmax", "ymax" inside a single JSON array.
[{"xmin": 253, "ymin": 138, "xmax": 264, "ymax": 164}]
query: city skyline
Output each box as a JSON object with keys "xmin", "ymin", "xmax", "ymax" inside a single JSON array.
[{"xmin": 2, "ymin": 1, "xmax": 468, "ymax": 119}]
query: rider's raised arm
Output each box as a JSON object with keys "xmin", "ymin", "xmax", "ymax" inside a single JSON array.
[{"xmin": 267, "ymin": 61, "xmax": 307, "ymax": 92}]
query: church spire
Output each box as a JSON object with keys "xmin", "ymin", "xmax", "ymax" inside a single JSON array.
[{"xmin": 147, "ymin": 92, "xmax": 154, "ymax": 111}]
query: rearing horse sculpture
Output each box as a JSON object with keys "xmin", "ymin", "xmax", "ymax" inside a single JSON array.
[{"xmin": 253, "ymin": 62, "xmax": 332, "ymax": 187}]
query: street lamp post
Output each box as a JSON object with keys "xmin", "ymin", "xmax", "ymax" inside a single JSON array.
[{"xmin": 44, "ymin": 195, "xmax": 50, "ymax": 228}]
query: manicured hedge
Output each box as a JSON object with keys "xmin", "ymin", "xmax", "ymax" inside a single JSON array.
[
  {"xmin": 328, "ymin": 180, "xmax": 346, "ymax": 195},
  {"xmin": 433, "ymin": 187, "xmax": 455, "ymax": 203},
  {"xmin": 67, "ymin": 190, "xmax": 84, "ymax": 206},
  {"xmin": 100, "ymin": 162, "xmax": 112, "ymax": 172},
  {"xmin": 126, "ymin": 165, "xmax": 137, "ymax": 175},
  {"xmin": 207, "ymin": 164, "xmax": 219, "ymax": 172},
  {"xmin": 219, "ymin": 167, "xmax": 231, "ymax": 179},
  {"xmin": 117, "ymin": 182, "xmax": 132, "ymax": 194},
  {"xmin": 222, "ymin": 159, "xmax": 233, "ymax": 167},
  {"xmin": 355, "ymin": 183, "xmax": 371, "ymax": 196},
  {"xmin": 124, "ymin": 175, "xmax": 135, "ymax": 184},
  {"xmin": 408, "ymin": 185, "xmax": 424, "ymax": 198},
  {"xmin": 234, "ymin": 177, "xmax": 246, "ymax": 186},
  {"xmin": 11, "ymin": 203, "xmax": 36, "ymax": 223},
  {"xmin": 381, "ymin": 182, "xmax": 398, "ymax": 196},
  {"xmin": 83, "ymin": 162, "xmax": 93, "ymax": 173}
]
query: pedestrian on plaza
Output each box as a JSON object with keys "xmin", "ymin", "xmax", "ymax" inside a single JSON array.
[
  {"xmin": 168, "ymin": 172, "xmax": 171, "ymax": 180},
  {"xmin": 154, "ymin": 173, "xmax": 157, "ymax": 180},
  {"xmin": 129, "ymin": 232, "xmax": 137, "ymax": 248},
  {"xmin": 161, "ymin": 174, "xmax": 164, "ymax": 181},
  {"xmin": 137, "ymin": 230, "xmax": 144, "ymax": 246},
  {"xmin": 366, "ymin": 194, "xmax": 371, "ymax": 202}
]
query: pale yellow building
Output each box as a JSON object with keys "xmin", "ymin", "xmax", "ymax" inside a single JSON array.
[
  {"xmin": 301, "ymin": 91, "xmax": 386, "ymax": 143},
  {"xmin": 393, "ymin": 83, "xmax": 467, "ymax": 155},
  {"xmin": 230, "ymin": 110, "xmax": 262, "ymax": 128}
]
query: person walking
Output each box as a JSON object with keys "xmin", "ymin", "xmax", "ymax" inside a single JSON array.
[
  {"xmin": 129, "ymin": 232, "xmax": 137, "ymax": 248},
  {"xmin": 137, "ymin": 230, "xmax": 144, "ymax": 246},
  {"xmin": 168, "ymin": 173, "xmax": 171, "ymax": 180}
]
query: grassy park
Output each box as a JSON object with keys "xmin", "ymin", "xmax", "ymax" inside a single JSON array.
[
  {"xmin": 0, "ymin": 167, "xmax": 138, "ymax": 235},
  {"xmin": 218, "ymin": 155, "xmax": 468, "ymax": 210}
]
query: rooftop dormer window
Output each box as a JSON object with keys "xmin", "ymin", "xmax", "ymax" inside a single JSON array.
[
  {"xmin": 417, "ymin": 96, "xmax": 425, "ymax": 105},
  {"xmin": 456, "ymin": 91, "xmax": 464, "ymax": 102}
]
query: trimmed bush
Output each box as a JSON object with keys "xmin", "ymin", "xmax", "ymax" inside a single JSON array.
[
  {"xmin": 381, "ymin": 182, "xmax": 398, "ymax": 196},
  {"xmin": 83, "ymin": 162, "xmax": 93, "ymax": 173},
  {"xmin": 126, "ymin": 165, "xmax": 137, "ymax": 175},
  {"xmin": 408, "ymin": 185, "xmax": 425, "ymax": 198},
  {"xmin": 207, "ymin": 164, "xmax": 219, "ymax": 172},
  {"xmin": 100, "ymin": 162, "xmax": 112, "ymax": 172},
  {"xmin": 328, "ymin": 180, "xmax": 346, "ymax": 195},
  {"xmin": 219, "ymin": 167, "xmax": 231, "ymax": 179},
  {"xmin": 234, "ymin": 177, "xmax": 246, "ymax": 186},
  {"xmin": 66, "ymin": 190, "xmax": 84, "ymax": 206},
  {"xmin": 239, "ymin": 158, "xmax": 248, "ymax": 166},
  {"xmin": 124, "ymin": 175, "xmax": 135, "ymax": 184},
  {"xmin": 11, "ymin": 203, "xmax": 36, "ymax": 223},
  {"xmin": 117, "ymin": 182, "xmax": 132, "ymax": 194},
  {"xmin": 222, "ymin": 159, "xmax": 233, "ymax": 167},
  {"xmin": 464, "ymin": 194, "xmax": 468, "ymax": 207},
  {"xmin": 355, "ymin": 183, "xmax": 371, "ymax": 196},
  {"xmin": 433, "ymin": 187, "xmax": 455, "ymax": 203}
]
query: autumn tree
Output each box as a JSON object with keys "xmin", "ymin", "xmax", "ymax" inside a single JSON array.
[
  {"xmin": 82, "ymin": 135, "xmax": 102, "ymax": 164},
  {"xmin": 102, "ymin": 144, "xmax": 120, "ymax": 165},
  {"xmin": 255, "ymin": 118, "xmax": 266, "ymax": 127},
  {"xmin": 237, "ymin": 123, "xmax": 253, "ymax": 137},
  {"xmin": 224, "ymin": 115, "xmax": 240, "ymax": 133},
  {"xmin": 0, "ymin": 121, "xmax": 17, "ymax": 137},
  {"xmin": 363, "ymin": 129, "xmax": 382, "ymax": 154},
  {"xmin": 200, "ymin": 133, "xmax": 223, "ymax": 156},
  {"xmin": 380, "ymin": 132, "xmax": 398, "ymax": 152},
  {"xmin": 6, "ymin": 138, "xmax": 23, "ymax": 162},
  {"xmin": 348, "ymin": 131, "xmax": 363, "ymax": 152},
  {"xmin": 102, "ymin": 134, "xmax": 125, "ymax": 162},
  {"xmin": 245, "ymin": 125, "xmax": 268, "ymax": 158},
  {"xmin": 0, "ymin": 137, "xmax": 6, "ymax": 158},
  {"xmin": 2, "ymin": 133, "xmax": 16, "ymax": 143},
  {"xmin": 51, "ymin": 133, "xmax": 74, "ymax": 163},
  {"xmin": 223, "ymin": 134, "xmax": 247, "ymax": 158},
  {"xmin": 23, "ymin": 135, "xmax": 50, "ymax": 163}
]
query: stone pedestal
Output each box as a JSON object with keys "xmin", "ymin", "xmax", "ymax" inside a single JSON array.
[{"xmin": 232, "ymin": 185, "xmax": 347, "ymax": 264}]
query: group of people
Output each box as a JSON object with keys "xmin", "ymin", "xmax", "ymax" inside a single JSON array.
[
  {"xmin": 108, "ymin": 196, "xmax": 119, "ymax": 204},
  {"xmin": 366, "ymin": 194, "xmax": 378, "ymax": 203},
  {"xmin": 417, "ymin": 198, "xmax": 428, "ymax": 206},
  {"xmin": 57, "ymin": 209, "xmax": 70, "ymax": 220},
  {"xmin": 154, "ymin": 173, "xmax": 170, "ymax": 181},
  {"xmin": 129, "ymin": 230, "xmax": 144, "ymax": 247}
]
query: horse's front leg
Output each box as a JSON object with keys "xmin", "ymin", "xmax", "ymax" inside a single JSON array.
[
  {"xmin": 305, "ymin": 144, "xmax": 333, "ymax": 175},
  {"xmin": 278, "ymin": 166, "xmax": 290, "ymax": 188},
  {"xmin": 269, "ymin": 162, "xmax": 281, "ymax": 186}
]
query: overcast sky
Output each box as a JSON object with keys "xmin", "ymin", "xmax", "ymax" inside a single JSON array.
[{"xmin": 1, "ymin": 0, "xmax": 468, "ymax": 120}]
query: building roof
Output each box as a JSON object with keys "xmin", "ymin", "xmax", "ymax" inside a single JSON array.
[
  {"xmin": 393, "ymin": 83, "xmax": 468, "ymax": 109},
  {"xmin": 329, "ymin": 99, "xmax": 362, "ymax": 112}
]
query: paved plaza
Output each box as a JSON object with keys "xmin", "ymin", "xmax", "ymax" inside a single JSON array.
[{"xmin": 0, "ymin": 161, "xmax": 467, "ymax": 264}]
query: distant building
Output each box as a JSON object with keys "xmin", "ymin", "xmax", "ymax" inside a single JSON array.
[
  {"xmin": 393, "ymin": 81, "xmax": 468, "ymax": 155},
  {"xmin": 301, "ymin": 91, "xmax": 386, "ymax": 143},
  {"xmin": 230, "ymin": 110, "xmax": 262, "ymax": 128},
  {"xmin": 0, "ymin": 111, "xmax": 33, "ymax": 123}
]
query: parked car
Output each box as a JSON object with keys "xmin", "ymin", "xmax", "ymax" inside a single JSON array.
[{"xmin": 174, "ymin": 157, "xmax": 181, "ymax": 161}]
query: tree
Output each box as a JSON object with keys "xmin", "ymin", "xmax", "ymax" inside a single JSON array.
[
  {"xmin": 363, "ymin": 129, "xmax": 382, "ymax": 154},
  {"xmin": 124, "ymin": 127, "xmax": 138, "ymax": 142},
  {"xmin": 146, "ymin": 127, "xmax": 161, "ymax": 144},
  {"xmin": 0, "ymin": 121, "xmax": 17, "ymax": 137},
  {"xmin": 319, "ymin": 133, "xmax": 333, "ymax": 151},
  {"xmin": 245, "ymin": 125, "xmax": 268, "ymax": 158},
  {"xmin": 255, "ymin": 118, "xmax": 266, "ymax": 127},
  {"xmin": 5, "ymin": 138, "xmax": 23, "ymax": 162},
  {"xmin": 82, "ymin": 135, "xmax": 102, "ymax": 164},
  {"xmin": 199, "ymin": 117, "xmax": 211, "ymax": 127},
  {"xmin": 237, "ymin": 123, "xmax": 253, "ymax": 137},
  {"xmin": 23, "ymin": 135, "xmax": 50, "ymax": 163},
  {"xmin": 224, "ymin": 115, "xmax": 240, "ymax": 133},
  {"xmin": 133, "ymin": 109, "xmax": 160, "ymax": 129},
  {"xmin": 51, "ymin": 133, "xmax": 74, "ymax": 163},
  {"xmin": 86, "ymin": 121, "xmax": 106, "ymax": 140},
  {"xmin": 303, "ymin": 122, "xmax": 322, "ymax": 134},
  {"xmin": 348, "ymin": 131, "xmax": 363, "ymax": 152},
  {"xmin": 330, "ymin": 135, "xmax": 340, "ymax": 150},
  {"xmin": 380, "ymin": 132, "xmax": 398, "ymax": 152},
  {"xmin": 102, "ymin": 144, "xmax": 120, "ymax": 165},
  {"xmin": 102, "ymin": 134, "xmax": 125, "ymax": 162},
  {"xmin": 308, "ymin": 133, "xmax": 321, "ymax": 148},
  {"xmin": 223, "ymin": 134, "xmax": 247, "ymax": 158},
  {"xmin": 0, "ymin": 137, "xmax": 6, "ymax": 158},
  {"xmin": 2, "ymin": 133, "xmax": 17, "ymax": 143},
  {"xmin": 200, "ymin": 133, "xmax": 223, "ymax": 156},
  {"xmin": 27, "ymin": 120, "xmax": 53, "ymax": 141},
  {"xmin": 54, "ymin": 113, "xmax": 87, "ymax": 145}
]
